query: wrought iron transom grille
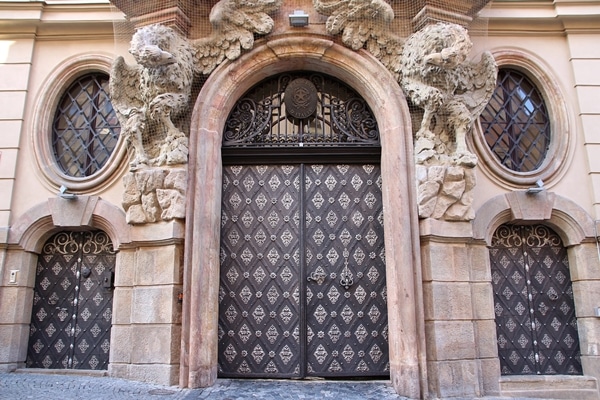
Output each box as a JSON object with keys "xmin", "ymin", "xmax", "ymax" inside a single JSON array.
[
  {"xmin": 222, "ymin": 72, "xmax": 380, "ymax": 148},
  {"xmin": 480, "ymin": 68, "xmax": 551, "ymax": 172},
  {"xmin": 52, "ymin": 73, "xmax": 121, "ymax": 177},
  {"xmin": 27, "ymin": 231, "xmax": 116, "ymax": 370},
  {"xmin": 489, "ymin": 224, "xmax": 581, "ymax": 375}
]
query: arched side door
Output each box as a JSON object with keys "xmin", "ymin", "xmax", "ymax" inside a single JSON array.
[
  {"xmin": 27, "ymin": 230, "xmax": 116, "ymax": 370},
  {"xmin": 490, "ymin": 224, "xmax": 581, "ymax": 375}
]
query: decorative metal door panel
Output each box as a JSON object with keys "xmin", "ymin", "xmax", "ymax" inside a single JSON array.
[
  {"xmin": 219, "ymin": 165, "xmax": 302, "ymax": 377},
  {"xmin": 218, "ymin": 164, "xmax": 388, "ymax": 378},
  {"xmin": 304, "ymin": 164, "xmax": 388, "ymax": 376},
  {"xmin": 490, "ymin": 224, "xmax": 581, "ymax": 375},
  {"xmin": 27, "ymin": 231, "xmax": 115, "ymax": 370}
]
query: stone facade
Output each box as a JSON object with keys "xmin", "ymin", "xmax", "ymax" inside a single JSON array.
[{"xmin": 1, "ymin": 1, "xmax": 600, "ymax": 399}]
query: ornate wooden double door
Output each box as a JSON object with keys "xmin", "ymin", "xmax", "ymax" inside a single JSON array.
[
  {"xmin": 218, "ymin": 163, "xmax": 389, "ymax": 378},
  {"xmin": 27, "ymin": 231, "xmax": 115, "ymax": 370}
]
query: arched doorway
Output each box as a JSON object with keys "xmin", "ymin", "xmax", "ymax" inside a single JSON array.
[
  {"xmin": 183, "ymin": 38, "xmax": 423, "ymax": 398},
  {"xmin": 490, "ymin": 223, "xmax": 581, "ymax": 375},
  {"xmin": 217, "ymin": 72, "xmax": 388, "ymax": 378},
  {"xmin": 27, "ymin": 230, "xmax": 116, "ymax": 370}
]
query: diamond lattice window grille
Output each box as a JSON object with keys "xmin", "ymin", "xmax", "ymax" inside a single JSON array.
[
  {"xmin": 480, "ymin": 68, "xmax": 551, "ymax": 172},
  {"xmin": 52, "ymin": 74, "xmax": 121, "ymax": 177}
]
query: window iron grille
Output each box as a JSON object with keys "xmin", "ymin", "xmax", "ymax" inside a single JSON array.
[
  {"xmin": 480, "ymin": 69, "xmax": 551, "ymax": 173},
  {"xmin": 222, "ymin": 73, "xmax": 380, "ymax": 148},
  {"xmin": 52, "ymin": 74, "xmax": 121, "ymax": 178}
]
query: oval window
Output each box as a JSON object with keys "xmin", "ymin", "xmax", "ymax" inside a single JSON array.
[
  {"xmin": 480, "ymin": 68, "xmax": 550, "ymax": 173},
  {"xmin": 51, "ymin": 73, "xmax": 121, "ymax": 177}
]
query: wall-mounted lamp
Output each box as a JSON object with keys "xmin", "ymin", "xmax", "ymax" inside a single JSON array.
[
  {"xmin": 526, "ymin": 179, "xmax": 545, "ymax": 195},
  {"xmin": 289, "ymin": 10, "xmax": 309, "ymax": 27},
  {"xmin": 58, "ymin": 185, "xmax": 77, "ymax": 200}
]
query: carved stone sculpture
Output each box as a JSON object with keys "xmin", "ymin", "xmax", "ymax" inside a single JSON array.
[
  {"xmin": 314, "ymin": 1, "xmax": 498, "ymax": 221},
  {"xmin": 110, "ymin": 24, "xmax": 194, "ymax": 169},
  {"xmin": 193, "ymin": 0, "xmax": 283, "ymax": 75},
  {"xmin": 400, "ymin": 22, "xmax": 498, "ymax": 168},
  {"xmin": 313, "ymin": 0, "xmax": 403, "ymax": 78},
  {"xmin": 111, "ymin": 0, "xmax": 282, "ymax": 224}
]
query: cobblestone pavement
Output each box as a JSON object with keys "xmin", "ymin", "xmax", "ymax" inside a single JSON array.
[{"xmin": 0, "ymin": 371, "xmax": 548, "ymax": 400}]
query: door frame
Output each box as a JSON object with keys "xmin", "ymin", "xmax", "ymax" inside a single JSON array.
[{"xmin": 181, "ymin": 37, "xmax": 424, "ymax": 399}]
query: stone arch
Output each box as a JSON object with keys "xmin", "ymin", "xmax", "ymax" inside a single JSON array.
[
  {"xmin": 8, "ymin": 196, "xmax": 130, "ymax": 253},
  {"xmin": 182, "ymin": 36, "xmax": 424, "ymax": 398},
  {"xmin": 472, "ymin": 191, "xmax": 600, "ymax": 393},
  {"xmin": 473, "ymin": 191, "xmax": 595, "ymax": 246}
]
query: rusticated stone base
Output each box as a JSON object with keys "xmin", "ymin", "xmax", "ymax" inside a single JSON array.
[
  {"xmin": 416, "ymin": 164, "xmax": 476, "ymax": 221},
  {"xmin": 122, "ymin": 167, "xmax": 187, "ymax": 224}
]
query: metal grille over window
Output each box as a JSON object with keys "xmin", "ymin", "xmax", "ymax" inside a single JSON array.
[
  {"xmin": 222, "ymin": 72, "xmax": 380, "ymax": 148},
  {"xmin": 52, "ymin": 73, "xmax": 121, "ymax": 177},
  {"xmin": 490, "ymin": 224, "xmax": 582, "ymax": 376},
  {"xmin": 480, "ymin": 69, "xmax": 550, "ymax": 172}
]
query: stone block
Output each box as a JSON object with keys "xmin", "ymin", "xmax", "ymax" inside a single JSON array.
[
  {"xmin": 575, "ymin": 317, "xmax": 600, "ymax": 357},
  {"xmin": 134, "ymin": 245, "xmax": 182, "ymax": 286},
  {"xmin": 421, "ymin": 241, "xmax": 470, "ymax": 282},
  {"xmin": 0, "ymin": 324, "xmax": 29, "ymax": 363},
  {"xmin": 500, "ymin": 375, "xmax": 599, "ymax": 400},
  {"xmin": 128, "ymin": 363, "xmax": 179, "ymax": 386},
  {"xmin": 473, "ymin": 319, "xmax": 499, "ymax": 359},
  {"xmin": 3, "ymin": 250, "xmax": 37, "ymax": 288},
  {"xmin": 109, "ymin": 325, "xmax": 132, "ymax": 363},
  {"xmin": 112, "ymin": 287, "xmax": 132, "ymax": 325},
  {"xmin": 427, "ymin": 359, "xmax": 481, "ymax": 398},
  {"xmin": 569, "ymin": 244, "xmax": 600, "ymax": 282},
  {"xmin": 471, "ymin": 282, "xmax": 494, "ymax": 320},
  {"xmin": 426, "ymin": 320, "xmax": 476, "ymax": 360},
  {"xmin": 130, "ymin": 324, "xmax": 181, "ymax": 364},
  {"xmin": 469, "ymin": 243, "xmax": 491, "ymax": 282},
  {"xmin": 131, "ymin": 286, "xmax": 180, "ymax": 324},
  {"xmin": 478, "ymin": 357, "xmax": 501, "ymax": 396},
  {"xmin": 108, "ymin": 363, "xmax": 130, "ymax": 380},
  {"xmin": 581, "ymin": 355, "xmax": 600, "ymax": 383},
  {"xmin": 572, "ymin": 280, "xmax": 600, "ymax": 318},
  {"xmin": 423, "ymin": 281, "xmax": 473, "ymax": 321},
  {"xmin": 115, "ymin": 250, "xmax": 135, "ymax": 287},
  {"xmin": 0, "ymin": 286, "xmax": 33, "ymax": 324}
]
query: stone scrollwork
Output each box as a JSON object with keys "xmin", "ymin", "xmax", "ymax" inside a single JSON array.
[{"xmin": 193, "ymin": 0, "xmax": 283, "ymax": 75}]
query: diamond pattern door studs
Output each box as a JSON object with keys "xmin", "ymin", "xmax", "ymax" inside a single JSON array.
[
  {"xmin": 490, "ymin": 224, "xmax": 581, "ymax": 375},
  {"xmin": 27, "ymin": 231, "xmax": 115, "ymax": 370},
  {"xmin": 218, "ymin": 164, "xmax": 388, "ymax": 378}
]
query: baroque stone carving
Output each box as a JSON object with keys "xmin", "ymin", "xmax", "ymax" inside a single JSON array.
[
  {"xmin": 313, "ymin": 0, "xmax": 403, "ymax": 78},
  {"xmin": 111, "ymin": 0, "xmax": 282, "ymax": 223},
  {"xmin": 400, "ymin": 23, "xmax": 498, "ymax": 168},
  {"xmin": 314, "ymin": 1, "xmax": 498, "ymax": 220},
  {"xmin": 122, "ymin": 168, "xmax": 187, "ymax": 224},
  {"xmin": 110, "ymin": 24, "xmax": 194, "ymax": 169},
  {"xmin": 193, "ymin": 0, "xmax": 283, "ymax": 75}
]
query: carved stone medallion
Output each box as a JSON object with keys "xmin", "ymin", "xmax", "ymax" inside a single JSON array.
[{"xmin": 284, "ymin": 78, "xmax": 318, "ymax": 120}]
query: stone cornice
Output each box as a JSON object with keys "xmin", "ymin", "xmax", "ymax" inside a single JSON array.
[
  {"xmin": 484, "ymin": 0, "xmax": 600, "ymax": 34},
  {"xmin": 0, "ymin": 1, "xmax": 124, "ymax": 39}
]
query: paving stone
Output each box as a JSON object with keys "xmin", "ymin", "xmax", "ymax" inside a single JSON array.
[{"xmin": 0, "ymin": 372, "xmax": 554, "ymax": 400}]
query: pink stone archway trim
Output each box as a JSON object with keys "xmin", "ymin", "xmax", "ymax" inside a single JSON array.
[{"xmin": 182, "ymin": 36, "xmax": 424, "ymax": 398}]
